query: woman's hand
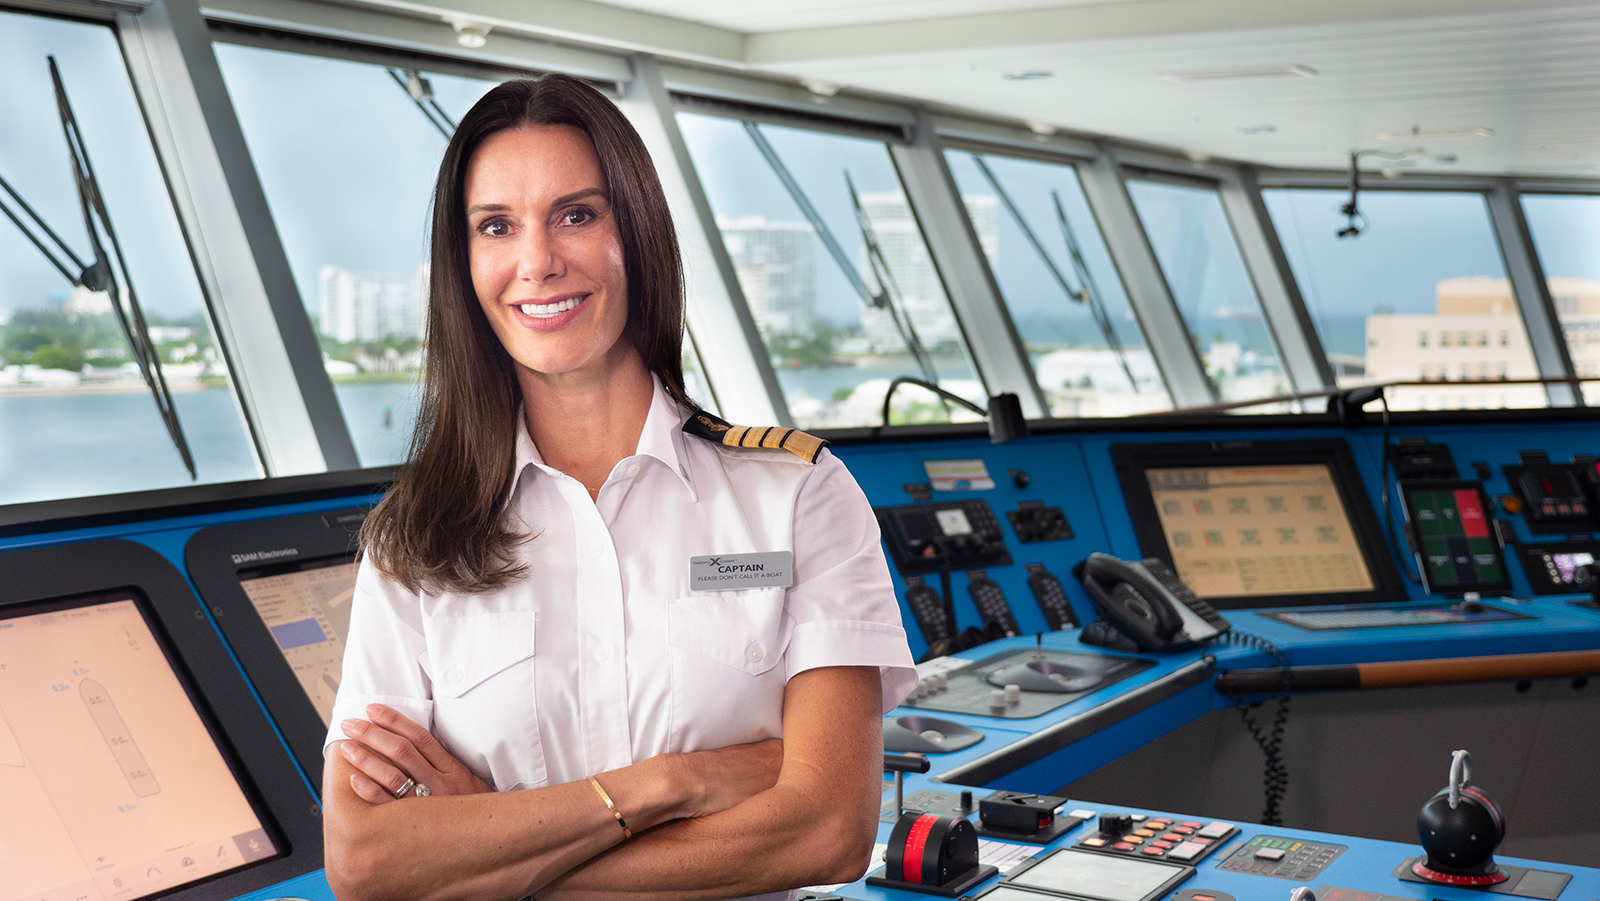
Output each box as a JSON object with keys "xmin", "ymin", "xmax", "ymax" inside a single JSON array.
[
  {"xmin": 676, "ymin": 738, "xmax": 784, "ymax": 819},
  {"xmin": 339, "ymin": 703, "xmax": 493, "ymax": 805}
]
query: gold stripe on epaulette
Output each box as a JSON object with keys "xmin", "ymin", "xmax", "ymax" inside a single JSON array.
[{"xmin": 682, "ymin": 410, "xmax": 828, "ymax": 463}]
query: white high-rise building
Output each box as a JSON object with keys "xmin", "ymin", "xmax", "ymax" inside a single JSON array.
[
  {"xmin": 718, "ymin": 217, "xmax": 815, "ymax": 336},
  {"xmin": 857, "ymin": 193, "xmax": 997, "ymax": 351},
  {"xmin": 318, "ymin": 263, "xmax": 428, "ymax": 343}
]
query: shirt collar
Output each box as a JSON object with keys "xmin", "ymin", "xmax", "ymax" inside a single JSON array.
[{"xmin": 509, "ymin": 374, "xmax": 697, "ymax": 501}]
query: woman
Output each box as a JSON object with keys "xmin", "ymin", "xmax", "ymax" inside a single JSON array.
[{"xmin": 321, "ymin": 74, "xmax": 916, "ymax": 901}]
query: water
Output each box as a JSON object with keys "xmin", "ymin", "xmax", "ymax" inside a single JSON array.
[
  {"xmin": 0, "ymin": 389, "xmax": 260, "ymax": 506},
  {"xmin": 0, "ymin": 381, "xmax": 431, "ymax": 506}
]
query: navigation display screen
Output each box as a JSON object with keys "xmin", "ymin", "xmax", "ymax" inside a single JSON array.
[
  {"xmin": 1399, "ymin": 482, "xmax": 1511, "ymax": 595},
  {"xmin": 0, "ymin": 591, "xmax": 279, "ymax": 901},
  {"xmin": 1008, "ymin": 849, "xmax": 1190, "ymax": 901},
  {"xmin": 238, "ymin": 555, "xmax": 357, "ymax": 727},
  {"xmin": 1144, "ymin": 464, "xmax": 1377, "ymax": 599}
]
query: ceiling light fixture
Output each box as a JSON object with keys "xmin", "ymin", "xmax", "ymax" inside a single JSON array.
[
  {"xmin": 1238, "ymin": 125, "xmax": 1277, "ymax": 135},
  {"xmin": 1160, "ymin": 64, "xmax": 1317, "ymax": 83},
  {"xmin": 1375, "ymin": 126, "xmax": 1493, "ymax": 141},
  {"xmin": 1025, "ymin": 120, "xmax": 1057, "ymax": 136},
  {"xmin": 1002, "ymin": 70, "xmax": 1054, "ymax": 81},
  {"xmin": 450, "ymin": 19, "xmax": 491, "ymax": 48},
  {"xmin": 799, "ymin": 77, "xmax": 840, "ymax": 97}
]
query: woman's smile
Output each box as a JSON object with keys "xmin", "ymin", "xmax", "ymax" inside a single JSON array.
[{"xmin": 511, "ymin": 292, "xmax": 592, "ymax": 331}]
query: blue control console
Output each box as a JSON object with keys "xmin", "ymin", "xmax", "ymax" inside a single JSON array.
[{"xmin": 2, "ymin": 413, "xmax": 1598, "ymax": 901}]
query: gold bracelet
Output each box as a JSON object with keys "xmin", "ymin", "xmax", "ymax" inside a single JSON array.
[{"xmin": 587, "ymin": 775, "xmax": 631, "ymax": 840}]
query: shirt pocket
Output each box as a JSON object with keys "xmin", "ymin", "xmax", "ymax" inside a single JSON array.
[
  {"xmin": 666, "ymin": 588, "xmax": 791, "ymax": 750},
  {"xmin": 423, "ymin": 612, "xmax": 547, "ymax": 790}
]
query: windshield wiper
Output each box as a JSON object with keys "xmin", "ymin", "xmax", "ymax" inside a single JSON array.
[
  {"xmin": 47, "ymin": 56, "xmax": 196, "ymax": 478},
  {"xmin": 387, "ymin": 68, "xmax": 456, "ymax": 139},
  {"xmin": 740, "ymin": 122, "xmax": 940, "ymax": 389},
  {"xmin": 969, "ymin": 155, "xmax": 1140, "ymax": 393}
]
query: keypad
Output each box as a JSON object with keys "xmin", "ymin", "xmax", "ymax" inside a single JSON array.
[
  {"xmin": 1076, "ymin": 818, "xmax": 1239, "ymax": 865},
  {"xmin": 1217, "ymin": 834, "xmax": 1347, "ymax": 880}
]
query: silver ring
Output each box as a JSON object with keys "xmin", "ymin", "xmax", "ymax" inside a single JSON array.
[
  {"xmin": 394, "ymin": 777, "xmax": 415, "ymax": 798},
  {"xmin": 414, "ymin": 783, "xmax": 431, "ymax": 797}
]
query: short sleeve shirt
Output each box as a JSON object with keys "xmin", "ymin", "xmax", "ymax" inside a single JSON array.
[{"xmin": 327, "ymin": 377, "xmax": 916, "ymax": 801}]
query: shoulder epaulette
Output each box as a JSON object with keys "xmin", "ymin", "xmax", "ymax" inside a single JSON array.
[{"xmin": 682, "ymin": 410, "xmax": 828, "ymax": 464}]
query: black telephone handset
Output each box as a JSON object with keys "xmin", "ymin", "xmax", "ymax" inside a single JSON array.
[{"xmin": 1076, "ymin": 552, "xmax": 1230, "ymax": 652}]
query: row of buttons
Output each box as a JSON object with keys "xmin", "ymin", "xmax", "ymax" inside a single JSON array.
[{"xmin": 1079, "ymin": 817, "xmax": 1237, "ymax": 864}]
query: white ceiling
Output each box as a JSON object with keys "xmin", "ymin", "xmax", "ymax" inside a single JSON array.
[{"xmin": 345, "ymin": 0, "xmax": 1600, "ymax": 176}]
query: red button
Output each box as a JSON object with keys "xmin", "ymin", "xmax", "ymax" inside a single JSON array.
[
  {"xmin": 1148, "ymin": 819, "xmax": 1171, "ymax": 827},
  {"xmin": 1113, "ymin": 842, "xmax": 1135, "ymax": 851},
  {"xmin": 1192, "ymin": 895, "xmax": 1217, "ymax": 901},
  {"xmin": 1173, "ymin": 826, "xmax": 1195, "ymax": 834},
  {"xmin": 1152, "ymin": 841, "xmax": 1174, "ymax": 850},
  {"xmin": 1181, "ymin": 821, "xmax": 1201, "ymax": 828},
  {"xmin": 1142, "ymin": 847, "xmax": 1166, "ymax": 855},
  {"xmin": 1161, "ymin": 833, "xmax": 1183, "ymax": 842},
  {"xmin": 1193, "ymin": 837, "xmax": 1213, "ymax": 846}
]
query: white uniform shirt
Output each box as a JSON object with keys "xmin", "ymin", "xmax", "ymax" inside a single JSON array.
[{"xmin": 326, "ymin": 378, "xmax": 915, "ymax": 897}]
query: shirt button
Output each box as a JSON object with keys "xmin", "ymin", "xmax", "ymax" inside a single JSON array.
[
  {"xmin": 589, "ymin": 542, "xmax": 605, "ymax": 557},
  {"xmin": 596, "ymin": 644, "xmax": 613, "ymax": 662},
  {"xmin": 745, "ymin": 642, "xmax": 764, "ymax": 663},
  {"xmin": 447, "ymin": 666, "xmax": 464, "ymax": 685}
]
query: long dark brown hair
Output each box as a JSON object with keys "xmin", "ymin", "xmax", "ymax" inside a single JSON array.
[{"xmin": 362, "ymin": 74, "xmax": 692, "ymax": 593}]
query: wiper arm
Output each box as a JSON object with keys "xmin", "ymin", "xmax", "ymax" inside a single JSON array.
[
  {"xmin": 965, "ymin": 154, "xmax": 1139, "ymax": 392},
  {"xmin": 0, "ymin": 172, "xmax": 89, "ymax": 282},
  {"xmin": 842, "ymin": 171, "xmax": 939, "ymax": 386},
  {"xmin": 49, "ymin": 55, "xmax": 196, "ymax": 479},
  {"xmin": 741, "ymin": 121, "xmax": 942, "ymax": 405},
  {"xmin": 1051, "ymin": 189, "xmax": 1139, "ymax": 392},
  {"xmin": 387, "ymin": 68, "xmax": 456, "ymax": 139}
]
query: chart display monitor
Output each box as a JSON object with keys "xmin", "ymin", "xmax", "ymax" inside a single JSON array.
[
  {"xmin": 0, "ymin": 590, "xmax": 281, "ymax": 901},
  {"xmin": 1114, "ymin": 441, "xmax": 1404, "ymax": 609},
  {"xmin": 237, "ymin": 555, "xmax": 357, "ymax": 727},
  {"xmin": 1399, "ymin": 481, "xmax": 1513, "ymax": 596},
  {"xmin": 1005, "ymin": 848, "xmax": 1193, "ymax": 901}
]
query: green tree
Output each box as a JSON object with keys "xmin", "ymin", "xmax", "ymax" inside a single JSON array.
[{"xmin": 32, "ymin": 344, "xmax": 86, "ymax": 372}]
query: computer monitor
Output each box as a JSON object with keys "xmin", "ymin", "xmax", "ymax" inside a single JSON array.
[
  {"xmin": 0, "ymin": 539, "xmax": 323, "ymax": 901},
  {"xmin": 186, "ymin": 507, "xmax": 367, "ymax": 791},
  {"xmin": 1113, "ymin": 440, "xmax": 1405, "ymax": 609}
]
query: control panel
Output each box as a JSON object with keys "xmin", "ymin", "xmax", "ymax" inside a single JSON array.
[{"xmin": 877, "ymin": 499, "xmax": 1012, "ymax": 575}]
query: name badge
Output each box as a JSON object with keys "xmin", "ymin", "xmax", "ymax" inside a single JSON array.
[{"xmin": 690, "ymin": 551, "xmax": 794, "ymax": 591}]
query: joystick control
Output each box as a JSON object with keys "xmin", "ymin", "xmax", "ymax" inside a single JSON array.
[{"xmin": 1411, "ymin": 750, "xmax": 1508, "ymax": 886}]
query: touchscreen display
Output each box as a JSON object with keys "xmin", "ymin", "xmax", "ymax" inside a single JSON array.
[
  {"xmin": 1550, "ymin": 551, "xmax": 1595, "ymax": 585},
  {"xmin": 0, "ymin": 592, "xmax": 278, "ymax": 901},
  {"xmin": 1009, "ymin": 849, "xmax": 1186, "ymax": 901},
  {"xmin": 238, "ymin": 555, "xmax": 357, "ymax": 727},
  {"xmin": 1145, "ymin": 464, "xmax": 1377, "ymax": 599},
  {"xmin": 1402, "ymin": 485, "xmax": 1509, "ymax": 592}
]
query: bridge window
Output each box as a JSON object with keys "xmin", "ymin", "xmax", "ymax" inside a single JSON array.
[
  {"xmin": 213, "ymin": 42, "xmax": 501, "ymax": 465},
  {"xmin": 943, "ymin": 149, "xmax": 1172, "ymax": 416},
  {"xmin": 677, "ymin": 111, "xmax": 983, "ymax": 429},
  {"xmin": 1126, "ymin": 179, "xmax": 1290, "ymax": 405},
  {"xmin": 1520, "ymin": 193, "xmax": 1600, "ymax": 404},
  {"xmin": 0, "ymin": 8, "xmax": 257, "ymax": 505},
  {"xmin": 1265, "ymin": 188, "xmax": 1542, "ymax": 410}
]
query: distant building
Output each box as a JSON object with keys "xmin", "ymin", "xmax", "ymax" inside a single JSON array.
[
  {"xmin": 318, "ymin": 263, "xmax": 427, "ymax": 343},
  {"xmin": 1365, "ymin": 275, "xmax": 1553, "ymax": 410},
  {"xmin": 857, "ymin": 193, "xmax": 997, "ymax": 351},
  {"xmin": 718, "ymin": 217, "xmax": 815, "ymax": 336}
]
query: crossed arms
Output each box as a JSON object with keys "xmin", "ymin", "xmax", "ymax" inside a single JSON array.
[{"xmin": 322, "ymin": 665, "xmax": 885, "ymax": 901}]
